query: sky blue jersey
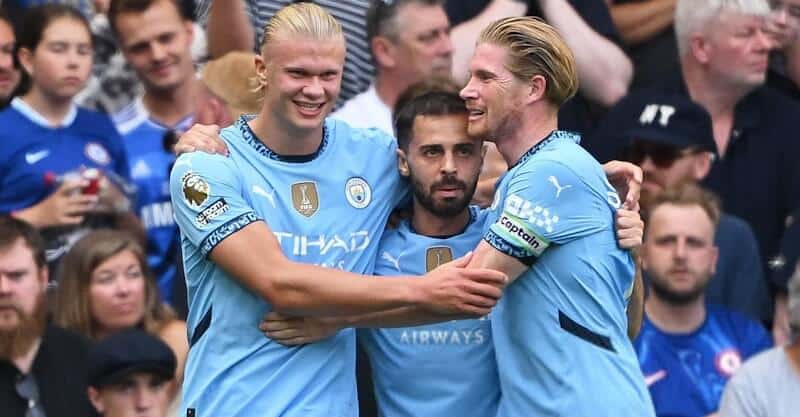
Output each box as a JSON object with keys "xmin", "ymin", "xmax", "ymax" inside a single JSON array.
[
  {"xmin": 635, "ymin": 304, "xmax": 772, "ymax": 417},
  {"xmin": 170, "ymin": 116, "xmax": 406, "ymax": 417},
  {"xmin": 114, "ymin": 99, "xmax": 193, "ymax": 303},
  {"xmin": 360, "ymin": 206, "xmax": 499, "ymax": 417},
  {"xmin": 483, "ymin": 131, "xmax": 655, "ymax": 417}
]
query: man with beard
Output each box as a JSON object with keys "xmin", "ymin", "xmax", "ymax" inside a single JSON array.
[
  {"xmin": 0, "ymin": 8, "xmax": 20, "ymax": 108},
  {"xmin": 0, "ymin": 216, "xmax": 96, "ymax": 417},
  {"xmin": 623, "ymin": 94, "xmax": 771, "ymax": 323},
  {"xmin": 635, "ymin": 184, "xmax": 772, "ymax": 417}
]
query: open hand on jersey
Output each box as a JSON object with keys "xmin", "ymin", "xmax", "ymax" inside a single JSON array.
[
  {"xmin": 260, "ymin": 312, "xmax": 340, "ymax": 346},
  {"xmin": 174, "ymin": 123, "xmax": 229, "ymax": 156},
  {"xmin": 417, "ymin": 252, "xmax": 507, "ymax": 317}
]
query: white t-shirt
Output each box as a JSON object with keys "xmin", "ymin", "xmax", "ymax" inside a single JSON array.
[
  {"xmin": 719, "ymin": 345, "xmax": 800, "ymax": 417},
  {"xmin": 331, "ymin": 84, "xmax": 393, "ymax": 135}
]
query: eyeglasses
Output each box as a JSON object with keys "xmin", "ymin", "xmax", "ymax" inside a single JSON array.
[
  {"xmin": 15, "ymin": 373, "xmax": 45, "ymax": 417},
  {"xmin": 627, "ymin": 141, "xmax": 700, "ymax": 169}
]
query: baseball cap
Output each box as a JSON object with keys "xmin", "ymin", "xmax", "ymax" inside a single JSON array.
[
  {"xmin": 624, "ymin": 94, "xmax": 717, "ymax": 156},
  {"xmin": 88, "ymin": 329, "xmax": 176, "ymax": 388}
]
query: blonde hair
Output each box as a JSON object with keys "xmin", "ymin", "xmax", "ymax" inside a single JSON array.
[
  {"xmin": 644, "ymin": 183, "xmax": 722, "ymax": 232},
  {"xmin": 54, "ymin": 230, "xmax": 175, "ymax": 340},
  {"xmin": 477, "ymin": 16, "xmax": 578, "ymax": 107},
  {"xmin": 675, "ymin": 0, "xmax": 771, "ymax": 57},
  {"xmin": 259, "ymin": 2, "xmax": 344, "ymax": 52}
]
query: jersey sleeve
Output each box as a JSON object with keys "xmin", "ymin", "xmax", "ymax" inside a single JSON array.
[
  {"xmin": 169, "ymin": 152, "xmax": 262, "ymax": 257},
  {"xmin": 484, "ymin": 159, "xmax": 609, "ymax": 264}
]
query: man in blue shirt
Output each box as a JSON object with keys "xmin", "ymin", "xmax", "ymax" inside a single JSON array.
[
  {"xmin": 459, "ymin": 17, "xmax": 653, "ymax": 416},
  {"xmin": 636, "ymin": 184, "xmax": 772, "ymax": 417},
  {"xmin": 169, "ymin": 4, "xmax": 506, "ymax": 417},
  {"xmin": 110, "ymin": 0, "xmax": 199, "ymax": 304}
]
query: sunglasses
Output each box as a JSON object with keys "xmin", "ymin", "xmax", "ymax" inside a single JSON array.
[
  {"xmin": 15, "ymin": 373, "xmax": 45, "ymax": 417},
  {"xmin": 627, "ymin": 142, "xmax": 700, "ymax": 169}
]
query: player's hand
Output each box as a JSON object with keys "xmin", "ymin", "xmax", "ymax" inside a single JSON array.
[
  {"xmin": 603, "ymin": 160, "xmax": 642, "ymax": 211},
  {"xmin": 259, "ymin": 312, "xmax": 339, "ymax": 346},
  {"xmin": 174, "ymin": 123, "xmax": 229, "ymax": 156},
  {"xmin": 417, "ymin": 252, "xmax": 507, "ymax": 317},
  {"xmin": 14, "ymin": 179, "xmax": 98, "ymax": 228},
  {"xmin": 616, "ymin": 208, "xmax": 644, "ymax": 250}
]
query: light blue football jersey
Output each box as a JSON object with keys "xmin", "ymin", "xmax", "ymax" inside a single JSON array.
[
  {"xmin": 360, "ymin": 206, "xmax": 500, "ymax": 417},
  {"xmin": 170, "ymin": 116, "xmax": 406, "ymax": 417},
  {"xmin": 483, "ymin": 131, "xmax": 655, "ymax": 417}
]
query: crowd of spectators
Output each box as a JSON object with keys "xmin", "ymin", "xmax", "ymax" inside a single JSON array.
[{"xmin": 0, "ymin": 1, "xmax": 798, "ymax": 417}]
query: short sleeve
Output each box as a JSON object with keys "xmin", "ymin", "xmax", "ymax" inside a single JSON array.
[
  {"xmin": 485, "ymin": 160, "xmax": 610, "ymax": 263},
  {"xmin": 169, "ymin": 152, "xmax": 262, "ymax": 257},
  {"xmin": 718, "ymin": 365, "xmax": 765, "ymax": 417}
]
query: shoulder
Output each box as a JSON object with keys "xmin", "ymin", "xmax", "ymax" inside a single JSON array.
[
  {"xmin": 731, "ymin": 346, "xmax": 784, "ymax": 380},
  {"xmin": 718, "ymin": 213, "xmax": 758, "ymax": 241},
  {"xmin": 112, "ymin": 100, "xmax": 147, "ymax": 135},
  {"xmin": 42, "ymin": 324, "xmax": 90, "ymax": 355},
  {"xmin": 327, "ymin": 118, "xmax": 397, "ymax": 151},
  {"xmin": 707, "ymin": 304, "xmax": 768, "ymax": 335}
]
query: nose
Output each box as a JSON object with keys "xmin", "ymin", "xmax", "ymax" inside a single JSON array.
[
  {"xmin": 772, "ymin": 7, "xmax": 789, "ymax": 25},
  {"xmin": 0, "ymin": 276, "xmax": 11, "ymax": 295},
  {"xmin": 756, "ymin": 27, "xmax": 775, "ymax": 50},
  {"xmin": 150, "ymin": 42, "xmax": 168, "ymax": 62},
  {"xmin": 302, "ymin": 77, "xmax": 324, "ymax": 99},
  {"xmin": 134, "ymin": 386, "xmax": 154, "ymax": 411},
  {"xmin": 0, "ymin": 52, "xmax": 12, "ymax": 71},
  {"xmin": 439, "ymin": 33, "xmax": 454, "ymax": 57},
  {"xmin": 441, "ymin": 152, "xmax": 457, "ymax": 175},
  {"xmin": 460, "ymin": 78, "xmax": 477, "ymax": 101},
  {"xmin": 673, "ymin": 239, "xmax": 689, "ymax": 260}
]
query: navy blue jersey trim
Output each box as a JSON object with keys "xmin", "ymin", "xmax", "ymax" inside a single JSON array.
[
  {"xmin": 558, "ymin": 310, "xmax": 616, "ymax": 353},
  {"xmin": 200, "ymin": 212, "xmax": 259, "ymax": 256},
  {"xmin": 483, "ymin": 229, "xmax": 538, "ymax": 266},
  {"xmin": 190, "ymin": 307, "xmax": 212, "ymax": 348},
  {"xmin": 235, "ymin": 116, "xmax": 329, "ymax": 163}
]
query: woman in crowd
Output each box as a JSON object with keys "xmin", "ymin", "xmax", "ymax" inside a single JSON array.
[
  {"xmin": 0, "ymin": 4, "xmax": 134, "ymax": 268},
  {"xmin": 54, "ymin": 230, "xmax": 188, "ymax": 394}
]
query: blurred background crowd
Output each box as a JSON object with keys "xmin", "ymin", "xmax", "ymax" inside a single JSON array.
[{"xmin": 0, "ymin": 1, "xmax": 798, "ymax": 417}]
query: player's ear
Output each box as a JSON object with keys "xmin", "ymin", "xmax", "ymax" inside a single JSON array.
[
  {"xmin": 525, "ymin": 74, "xmax": 547, "ymax": 104},
  {"xmin": 397, "ymin": 148, "xmax": 410, "ymax": 177},
  {"xmin": 254, "ymin": 55, "xmax": 269, "ymax": 89}
]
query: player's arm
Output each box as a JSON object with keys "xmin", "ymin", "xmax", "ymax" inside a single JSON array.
[
  {"xmin": 626, "ymin": 254, "xmax": 645, "ymax": 340},
  {"xmin": 209, "ymin": 222, "xmax": 505, "ymax": 317}
]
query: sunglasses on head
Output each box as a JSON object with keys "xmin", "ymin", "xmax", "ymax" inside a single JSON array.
[{"xmin": 627, "ymin": 141, "xmax": 700, "ymax": 168}]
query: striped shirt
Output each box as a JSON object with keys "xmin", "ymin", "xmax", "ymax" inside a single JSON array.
[{"xmin": 197, "ymin": 0, "xmax": 375, "ymax": 106}]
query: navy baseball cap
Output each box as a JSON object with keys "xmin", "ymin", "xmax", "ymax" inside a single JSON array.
[
  {"xmin": 624, "ymin": 94, "xmax": 717, "ymax": 156},
  {"xmin": 88, "ymin": 329, "xmax": 176, "ymax": 388}
]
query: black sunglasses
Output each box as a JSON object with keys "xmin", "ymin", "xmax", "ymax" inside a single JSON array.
[
  {"xmin": 15, "ymin": 373, "xmax": 45, "ymax": 417},
  {"xmin": 627, "ymin": 141, "xmax": 699, "ymax": 169}
]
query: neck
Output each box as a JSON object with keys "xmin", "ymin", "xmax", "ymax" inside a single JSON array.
[
  {"xmin": 374, "ymin": 72, "xmax": 408, "ymax": 111},
  {"xmin": 249, "ymin": 109, "xmax": 324, "ymax": 155},
  {"xmin": 411, "ymin": 203, "xmax": 471, "ymax": 237},
  {"xmin": 495, "ymin": 105, "xmax": 558, "ymax": 166},
  {"xmin": 142, "ymin": 77, "xmax": 198, "ymax": 127},
  {"xmin": 645, "ymin": 291, "xmax": 706, "ymax": 334},
  {"xmin": 21, "ymin": 89, "xmax": 73, "ymax": 126},
  {"xmin": 683, "ymin": 63, "xmax": 750, "ymax": 117},
  {"xmin": 12, "ymin": 338, "xmax": 41, "ymax": 375}
]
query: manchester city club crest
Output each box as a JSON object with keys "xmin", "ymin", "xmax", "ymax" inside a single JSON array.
[
  {"xmin": 345, "ymin": 177, "xmax": 371, "ymax": 209},
  {"xmin": 426, "ymin": 246, "xmax": 453, "ymax": 272},
  {"xmin": 181, "ymin": 172, "xmax": 210, "ymax": 207},
  {"xmin": 291, "ymin": 181, "xmax": 319, "ymax": 217}
]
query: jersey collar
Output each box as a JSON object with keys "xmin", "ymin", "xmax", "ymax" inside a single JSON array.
[{"xmin": 11, "ymin": 97, "xmax": 78, "ymax": 128}]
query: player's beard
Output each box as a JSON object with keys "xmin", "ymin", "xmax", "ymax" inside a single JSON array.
[
  {"xmin": 648, "ymin": 271, "xmax": 710, "ymax": 306},
  {"xmin": 0, "ymin": 293, "xmax": 47, "ymax": 360},
  {"xmin": 410, "ymin": 171, "xmax": 477, "ymax": 218}
]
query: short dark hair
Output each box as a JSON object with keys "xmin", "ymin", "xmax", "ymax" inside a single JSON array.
[
  {"xmin": 0, "ymin": 217, "xmax": 47, "ymax": 269},
  {"xmin": 366, "ymin": 0, "xmax": 444, "ymax": 42},
  {"xmin": 108, "ymin": 0, "xmax": 188, "ymax": 35},
  {"xmin": 0, "ymin": 7, "xmax": 12, "ymax": 28},
  {"xmin": 17, "ymin": 4, "xmax": 90, "ymax": 53},
  {"xmin": 393, "ymin": 78, "xmax": 468, "ymax": 151}
]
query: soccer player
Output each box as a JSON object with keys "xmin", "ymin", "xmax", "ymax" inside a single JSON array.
[
  {"xmin": 168, "ymin": 4, "xmax": 506, "ymax": 417},
  {"xmin": 460, "ymin": 17, "xmax": 655, "ymax": 416}
]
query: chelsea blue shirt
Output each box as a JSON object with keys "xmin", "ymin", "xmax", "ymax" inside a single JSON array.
[
  {"xmin": 114, "ymin": 98, "xmax": 193, "ymax": 304},
  {"xmin": 170, "ymin": 116, "xmax": 406, "ymax": 417},
  {"xmin": 635, "ymin": 304, "xmax": 772, "ymax": 417},
  {"xmin": 483, "ymin": 130, "xmax": 655, "ymax": 417},
  {"xmin": 0, "ymin": 98, "xmax": 129, "ymax": 214},
  {"xmin": 360, "ymin": 206, "xmax": 499, "ymax": 417}
]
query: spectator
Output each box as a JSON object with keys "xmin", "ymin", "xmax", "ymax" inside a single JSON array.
[
  {"xmin": 108, "ymin": 0, "xmax": 199, "ymax": 306},
  {"xmin": 197, "ymin": 0, "xmax": 374, "ymax": 106},
  {"xmin": 589, "ymin": 0, "xmax": 800, "ymax": 341},
  {"xmin": 195, "ymin": 50, "xmax": 262, "ymax": 126},
  {"xmin": 0, "ymin": 8, "xmax": 20, "ymax": 108},
  {"xmin": 635, "ymin": 184, "xmax": 772, "ymax": 417},
  {"xmin": 607, "ymin": 0, "xmax": 681, "ymax": 90},
  {"xmin": 0, "ymin": 4, "xmax": 135, "ymax": 272},
  {"xmin": 622, "ymin": 94, "xmax": 771, "ymax": 322},
  {"xmin": 53, "ymin": 230, "xmax": 187, "ymax": 390},
  {"xmin": 0, "ymin": 216, "xmax": 97, "ymax": 417},
  {"xmin": 332, "ymin": 0, "xmax": 452, "ymax": 134},
  {"xmin": 719, "ymin": 265, "xmax": 800, "ymax": 417},
  {"xmin": 448, "ymin": 0, "xmax": 633, "ymax": 135},
  {"xmin": 87, "ymin": 328, "xmax": 176, "ymax": 417}
]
